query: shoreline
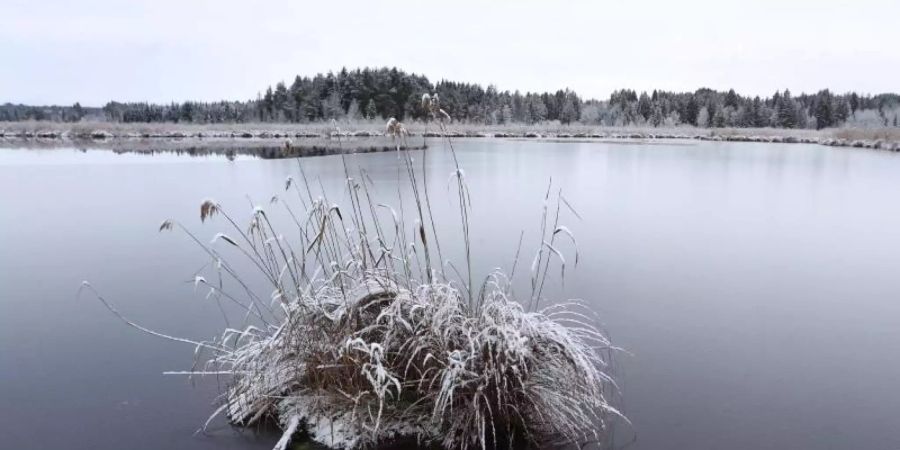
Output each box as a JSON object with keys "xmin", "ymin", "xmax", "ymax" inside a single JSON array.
[{"xmin": 1, "ymin": 121, "xmax": 899, "ymax": 152}]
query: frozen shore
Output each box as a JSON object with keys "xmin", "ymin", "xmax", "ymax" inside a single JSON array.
[{"xmin": 1, "ymin": 121, "xmax": 899, "ymax": 152}]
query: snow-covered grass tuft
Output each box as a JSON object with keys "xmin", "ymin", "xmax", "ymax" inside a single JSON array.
[{"xmin": 90, "ymin": 103, "xmax": 624, "ymax": 450}]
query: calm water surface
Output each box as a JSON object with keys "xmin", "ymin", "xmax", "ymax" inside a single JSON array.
[{"xmin": 2, "ymin": 140, "xmax": 900, "ymax": 450}]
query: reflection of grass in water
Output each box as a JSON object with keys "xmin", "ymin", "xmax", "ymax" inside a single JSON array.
[
  {"xmin": 289, "ymin": 433, "xmax": 441, "ymax": 450},
  {"xmin": 87, "ymin": 95, "xmax": 624, "ymax": 450}
]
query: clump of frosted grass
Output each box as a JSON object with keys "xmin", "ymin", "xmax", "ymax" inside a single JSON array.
[{"xmin": 90, "ymin": 97, "xmax": 624, "ymax": 450}]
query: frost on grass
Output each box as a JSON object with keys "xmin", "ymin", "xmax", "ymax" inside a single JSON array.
[
  {"xmin": 218, "ymin": 272, "xmax": 619, "ymax": 449},
  {"xmin": 95, "ymin": 108, "xmax": 624, "ymax": 450}
]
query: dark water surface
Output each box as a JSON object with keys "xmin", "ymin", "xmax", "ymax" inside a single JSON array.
[{"xmin": 2, "ymin": 140, "xmax": 900, "ymax": 450}]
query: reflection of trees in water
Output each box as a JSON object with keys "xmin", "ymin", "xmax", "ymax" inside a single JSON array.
[
  {"xmin": 2, "ymin": 138, "xmax": 425, "ymax": 160},
  {"xmin": 109, "ymin": 143, "xmax": 425, "ymax": 159}
]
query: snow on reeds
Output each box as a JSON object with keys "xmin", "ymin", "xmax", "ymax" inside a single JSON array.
[{"xmin": 87, "ymin": 94, "xmax": 624, "ymax": 449}]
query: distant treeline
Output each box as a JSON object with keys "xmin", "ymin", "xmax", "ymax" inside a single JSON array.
[
  {"xmin": 0, "ymin": 102, "xmax": 103, "ymax": 123},
  {"xmin": 3, "ymin": 67, "xmax": 899, "ymax": 129}
]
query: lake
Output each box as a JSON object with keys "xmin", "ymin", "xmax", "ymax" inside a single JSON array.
[{"xmin": 2, "ymin": 139, "xmax": 900, "ymax": 450}]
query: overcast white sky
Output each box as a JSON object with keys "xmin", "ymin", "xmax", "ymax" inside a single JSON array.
[{"xmin": 2, "ymin": 0, "xmax": 898, "ymax": 106}]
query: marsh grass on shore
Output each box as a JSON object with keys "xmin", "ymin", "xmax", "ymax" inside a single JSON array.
[{"xmin": 4, "ymin": 118, "xmax": 900, "ymax": 146}]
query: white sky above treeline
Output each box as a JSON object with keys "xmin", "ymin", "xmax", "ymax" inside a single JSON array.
[{"xmin": 2, "ymin": 0, "xmax": 898, "ymax": 106}]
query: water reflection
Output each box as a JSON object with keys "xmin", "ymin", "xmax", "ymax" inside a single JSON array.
[{"xmin": 2, "ymin": 140, "xmax": 900, "ymax": 450}]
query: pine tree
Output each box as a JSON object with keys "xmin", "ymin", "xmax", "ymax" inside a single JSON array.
[
  {"xmin": 70, "ymin": 102, "xmax": 84, "ymax": 122},
  {"xmin": 713, "ymin": 108, "xmax": 727, "ymax": 128},
  {"xmin": 560, "ymin": 97, "xmax": 578, "ymax": 124},
  {"xmin": 724, "ymin": 89, "xmax": 739, "ymax": 108},
  {"xmin": 263, "ymin": 87, "xmax": 274, "ymax": 121},
  {"xmin": 707, "ymin": 102, "xmax": 718, "ymax": 127},
  {"xmin": 834, "ymin": 100, "xmax": 850, "ymax": 125},
  {"xmin": 684, "ymin": 96, "xmax": 700, "ymax": 126},
  {"xmin": 813, "ymin": 90, "xmax": 834, "ymax": 129},
  {"xmin": 638, "ymin": 92, "xmax": 652, "ymax": 120},
  {"xmin": 748, "ymin": 97, "xmax": 762, "ymax": 127},
  {"xmin": 650, "ymin": 104, "xmax": 664, "ymax": 127},
  {"xmin": 273, "ymin": 82, "xmax": 288, "ymax": 120},
  {"xmin": 776, "ymin": 90, "xmax": 796, "ymax": 128},
  {"xmin": 365, "ymin": 100, "xmax": 378, "ymax": 120},
  {"xmin": 529, "ymin": 97, "xmax": 548, "ymax": 123},
  {"xmin": 501, "ymin": 105, "xmax": 513, "ymax": 124},
  {"xmin": 849, "ymin": 93, "xmax": 859, "ymax": 116}
]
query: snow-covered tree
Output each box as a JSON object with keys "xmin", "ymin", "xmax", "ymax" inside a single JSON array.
[
  {"xmin": 696, "ymin": 107, "xmax": 710, "ymax": 127},
  {"xmin": 365, "ymin": 100, "xmax": 378, "ymax": 120},
  {"xmin": 560, "ymin": 98, "xmax": 578, "ymax": 124},
  {"xmin": 346, "ymin": 100, "xmax": 362, "ymax": 122}
]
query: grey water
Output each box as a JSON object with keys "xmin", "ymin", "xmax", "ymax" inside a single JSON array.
[{"xmin": 2, "ymin": 139, "xmax": 900, "ymax": 450}]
